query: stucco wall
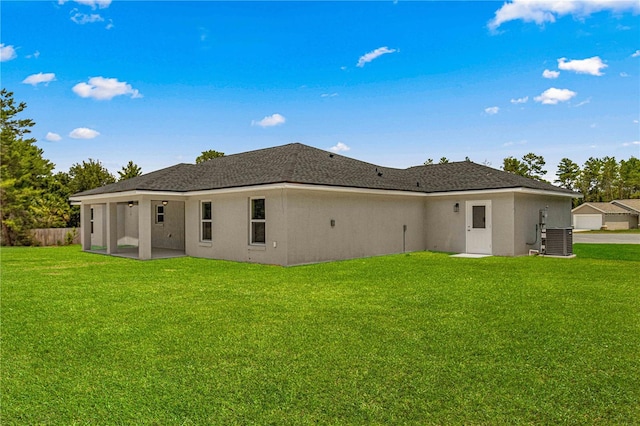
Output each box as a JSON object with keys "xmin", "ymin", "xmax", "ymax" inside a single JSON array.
[
  {"xmin": 90, "ymin": 204, "xmax": 105, "ymax": 248},
  {"xmin": 513, "ymin": 194, "xmax": 572, "ymax": 255},
  {"xmin": 117, "ymin": 203, "xmax": 139, "ymax": 247},
  {"xmin": 151, "ymin": 200, "xmax": 184, "ymax": 250},
  {"xmin": 424, "ymin": 193, "xmax": 514, "ymax": 256},
  {"xmin": 285, "ymin": 189, "xmax": 425, "ymax": 265},
  {"xmin": 184, "ymin": 188, "xmax": 424, "ymax": 265},
  {"xmin": 185, "ymin": 189, "xmax": 288, "ymax": 265}
]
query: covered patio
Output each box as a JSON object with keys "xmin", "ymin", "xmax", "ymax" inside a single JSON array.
[{"xmin": 79, "ymin": 196, "xmax": 185, "ymax": 260}]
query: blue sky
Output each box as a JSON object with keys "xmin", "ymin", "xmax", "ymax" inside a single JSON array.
[{"xmin": 2, "ymin": 0, "xmax": 639, "ymax": 180}]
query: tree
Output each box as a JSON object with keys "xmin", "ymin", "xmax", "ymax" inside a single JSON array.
[
  {"xmin": 619, "ymin": 157, "xmax": 640, "ymax": 199},
  {"xmin": 423, "ymin": 158, "xmax": 434, "ymax": 165},
  {"xmin": 1, "ymin": 89, "xmax": 55, "ymax": 245},
  {"xmin": 599, "ymin": 157, "xmax": 619, "ymax": 201},
  {"xmin": 502, "ymin": 156, "xmax": 526, "ymax": 176},
  {"xmin": 118, "ymin": 161, "xmax": 142, "ymax": 181},
  {"xmin": 438, "ymin": 157, "xmax": 450, "ymax": 164},
  {"xmin": 578, "ymin": 157, "xmax": 603, "ymax": 202},
  {"xmin": 503, "ymin": 153, "xmax": 547, "ymax": 181},
  {"xmin": 555, "ymin": 158, "xmax": 580, "ymax": 190},
  {"xmin": 68, "ymin": 159, "xmax": 116, "ymax": 194},
  {"xmin": 522, "ymin": 152, "xmax": 547, "ymax": 181},
  {"xmin": 196, "ymin": 149, "xmax": 225, "ymax": 164}
]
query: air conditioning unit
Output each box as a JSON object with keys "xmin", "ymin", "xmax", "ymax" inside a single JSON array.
[{"xmin": 543, "ymin": 228, "xmax": 573, "ymax": 256}]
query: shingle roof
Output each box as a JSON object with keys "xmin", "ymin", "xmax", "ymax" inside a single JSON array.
[
  {"xmin": 72, "ymin": 143, "xmax": 578, "ymax": 197},
  {"xmin": 574, "ymin": 202, "xmax": 635, "ymax": 214},
  {"xmin": 612, "ymin": 199, "xmax": 640, "ymax": 213}
]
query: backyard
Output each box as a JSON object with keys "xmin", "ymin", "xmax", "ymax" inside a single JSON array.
[{"xmin": 2, "ymin": 245, "xmax": 639, "ymax": 424}]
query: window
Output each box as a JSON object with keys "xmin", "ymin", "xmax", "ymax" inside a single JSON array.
[
  {"xmin": 250, "ymin": 198, "xmax": 265, "ymax": 244},
  {"xmin": 156, "ymin": 205, "xmax": 165, "ymax": 224},
  {"xmin": 90, "ymin": 208, "xmax": 94, "ymax": 234},
  {"xmin": 472, "ymin": 205, "xmax": 486, "ymax": 229},
  {"xmin": 200, "ymin": 201, "xmax": 212, "ymax": 241}
]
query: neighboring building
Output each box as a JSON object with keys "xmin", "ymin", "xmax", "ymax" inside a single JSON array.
[
  {"xmin": 572, "ymin": 200, "xmax": 640, "ymax": 230},
  {"xmin": 70, "ymin": 143, "xmax": 578, "ymax": 265}
]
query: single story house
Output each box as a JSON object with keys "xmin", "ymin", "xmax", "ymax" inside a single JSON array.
[
  {"xmin": 70, "ymin": 143, "xmax": 579, "ymax": 265},
  {"xmin": 572, "ymin": 199, "xmax": 640, "ymax": 230}
]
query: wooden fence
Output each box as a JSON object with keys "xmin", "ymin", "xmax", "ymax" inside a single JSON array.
[{"xmin": 30, "ymin": 228, "xmax": 81, "ymax": 246}]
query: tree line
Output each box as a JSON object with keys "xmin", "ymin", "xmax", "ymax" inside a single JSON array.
[
  {"xmin": 2, "ymin": 89, "xmax": 639, "ymax": 245},
  {"xmin": 501, "ymin": 152, "xmax": 640, "ymax": 204}
]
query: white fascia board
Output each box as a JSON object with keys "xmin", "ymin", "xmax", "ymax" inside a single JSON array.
[
  {"xmin": 424, "ymin": 187, "xmax": 580, "ymax": 199},
  {"xmin": 187, "ymin": 183, "xmax": 427, "ymax": 198},
  {"xmin": 69, "ymin": 190, "xmax": 186, "ymax": 203},
  {"xmin": 70, "ymin": 183, "xmax": 579, "ymax": 202}
]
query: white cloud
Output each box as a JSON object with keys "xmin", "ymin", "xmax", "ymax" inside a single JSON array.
[
  {"xmin": 485, "ymin": 106, "xmax": 500, "ymax": 115},
  {"xmin": 510, "ymin": 96, "xmax": 529, "ymax": 104},
  {"xmin": 71, "ymin": 12, "xmax": 104, "ymax": 24},
  {"xmin": 74, "ymin": 0, "xmax": 112, "ymax": 8},
  {"xmin": 22, "ymin": 72, "xmax": 56, "ymax": 86},
  {"xmin": 534, "ymin": 87, "xmax": 577, "ymax": 105},
  {"xmin": 69, "ymin": 128, "xmax": 100, "ymax": 139},
  {"xmin": 321, "ymin": 93, "xmax": 339, "ymax": 98},
  {"xmin": 73, "ymin": 76, "xmax": 142, "ymax": 100},
  {"xmin": 26, "ymin": 50, "xmax": 40, "ymax": 59},
  {"xmin": 558, "ymin": 56, "xmax": 607, "ymax": 76},
  {"xmin": 251, "ymin": 113, "xmax": 286, "ymax": 128},
  {"xmin": 357, "ymin": 46, "xmax": 397, "ymax": 68},
  {"xmin": 0, "ymin": 44, "xmax": 17, "ymax": 62},
  {"xmin": 503, "ymin": 140, "xmax": 527, "ymax": 147},
  {"xmin": 574, "ymin": 98, "xmax": 591, "ymax": 107},
  {"xmin": 622, "ymin": 141, "xmax": 640, "ymax": 147},
  {"xmin": 330, "ymin": 142, "xmax": 350, "ymax": 152},
  {"xmin": 105, "ymin": 20, "xmax": 114, "ymax": 30},
  {"xmin": 45, "ymin": 132, "xmax": 62, "ymax": 142},
  {"xmin": 620, "ymin": 72, "xmax": 630, "ymax": 77},
  {"xmin": 542, "ymin": 69, "xmax": 560, "ymax": 79},
  {"xmin": 632, "ymin": 50, "xmax": 640, "ymax": 58},
  {"xmin": 488, "ymin": 0, "xmax": 640, "ymax": 31},
  {"xmin": 60, "ymin": 0, "xmax": 111, "ymax": 8}
]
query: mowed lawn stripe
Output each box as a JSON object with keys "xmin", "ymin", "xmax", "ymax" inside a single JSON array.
[{"xmin": 2, "ymin": 245, "xmax": 639, "ymax": 424}]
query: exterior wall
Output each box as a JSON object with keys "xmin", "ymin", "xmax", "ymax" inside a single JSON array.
[
  {"xmin": 185, "ymin": 189, "xmax": 288, "ymax": 265},
  {"xmin": 603, "ymin": 214, "xmax": 636, "ymax": 230},
  {"xmin": 514, "ymin": 193, "xmax": 572, "ymax": 255},
  {"xmin": 285, "ymin": 189, "xmax": 425, "ymax": 265},
  {"xmin": 90, "ymin": 204, "xmax": 105, "ymax": 248},
  {"xmin": 151, "ymin": 200, "xmax": 185, "ymax": 250},
  {"xmin": 117, "ymin": 203, "xmax": 139, "ymax": 246},
  {"xmin": 424, "ymin": 193, "xmax": 514, "ymax": 256},
  {"xmin": 79, "ymin": 186, "xmax": 575, "ymax": 263},
  {"xmin": 184, "ymin": 188, "xmax": 424, "ymax": 266},
  {"xmin": 423, "ymin": 195, "xmax": 467, "ymax": 253}
]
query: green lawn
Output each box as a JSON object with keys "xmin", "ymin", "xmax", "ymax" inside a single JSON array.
[{"xmin": 2, "ymin": 245, "xmax": 639, "ymax": 424}]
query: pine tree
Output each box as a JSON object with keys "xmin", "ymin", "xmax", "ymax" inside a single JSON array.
[{"xmin": 1, "ymin": 89, "xmax": 55, "ymax": 245}]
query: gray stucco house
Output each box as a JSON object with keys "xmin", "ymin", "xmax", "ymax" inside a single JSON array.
[{"xmin": 70, "ymin": 143, "xmax": 578, "ymax": 265}]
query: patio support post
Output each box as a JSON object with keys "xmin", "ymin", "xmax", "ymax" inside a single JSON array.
[
  {"xmin": 138, "ymin": 198, "xmax": 152, "ymax": 260},
  {"xmin": 80, "ymin": 203, "xmax": 92, "ymax": 251},
  {"xmin": 106, "ymin": 202, "xmax": 118, "ymax": 254}
]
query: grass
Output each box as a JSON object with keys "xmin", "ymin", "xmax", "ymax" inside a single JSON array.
[{"xmin": 2, "ymin": 245, "xmax": 639, "ymax": 424}]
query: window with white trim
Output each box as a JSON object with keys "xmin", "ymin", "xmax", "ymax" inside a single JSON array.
[
  {"xmin": 250, "ymin": 198, "xmax": 265, "ymax": 244},
  {"xmin": 156, "ymin": 205, "xmax": 165, "ymax": 224},
  {"xmin": 200, "ymin": 201, "xmax": 212, "ymax": 242}
]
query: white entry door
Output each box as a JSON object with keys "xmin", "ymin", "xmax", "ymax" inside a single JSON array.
[{"xmin": 466, "ymin": 200, "xmax": 492, "ymax": 254}]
